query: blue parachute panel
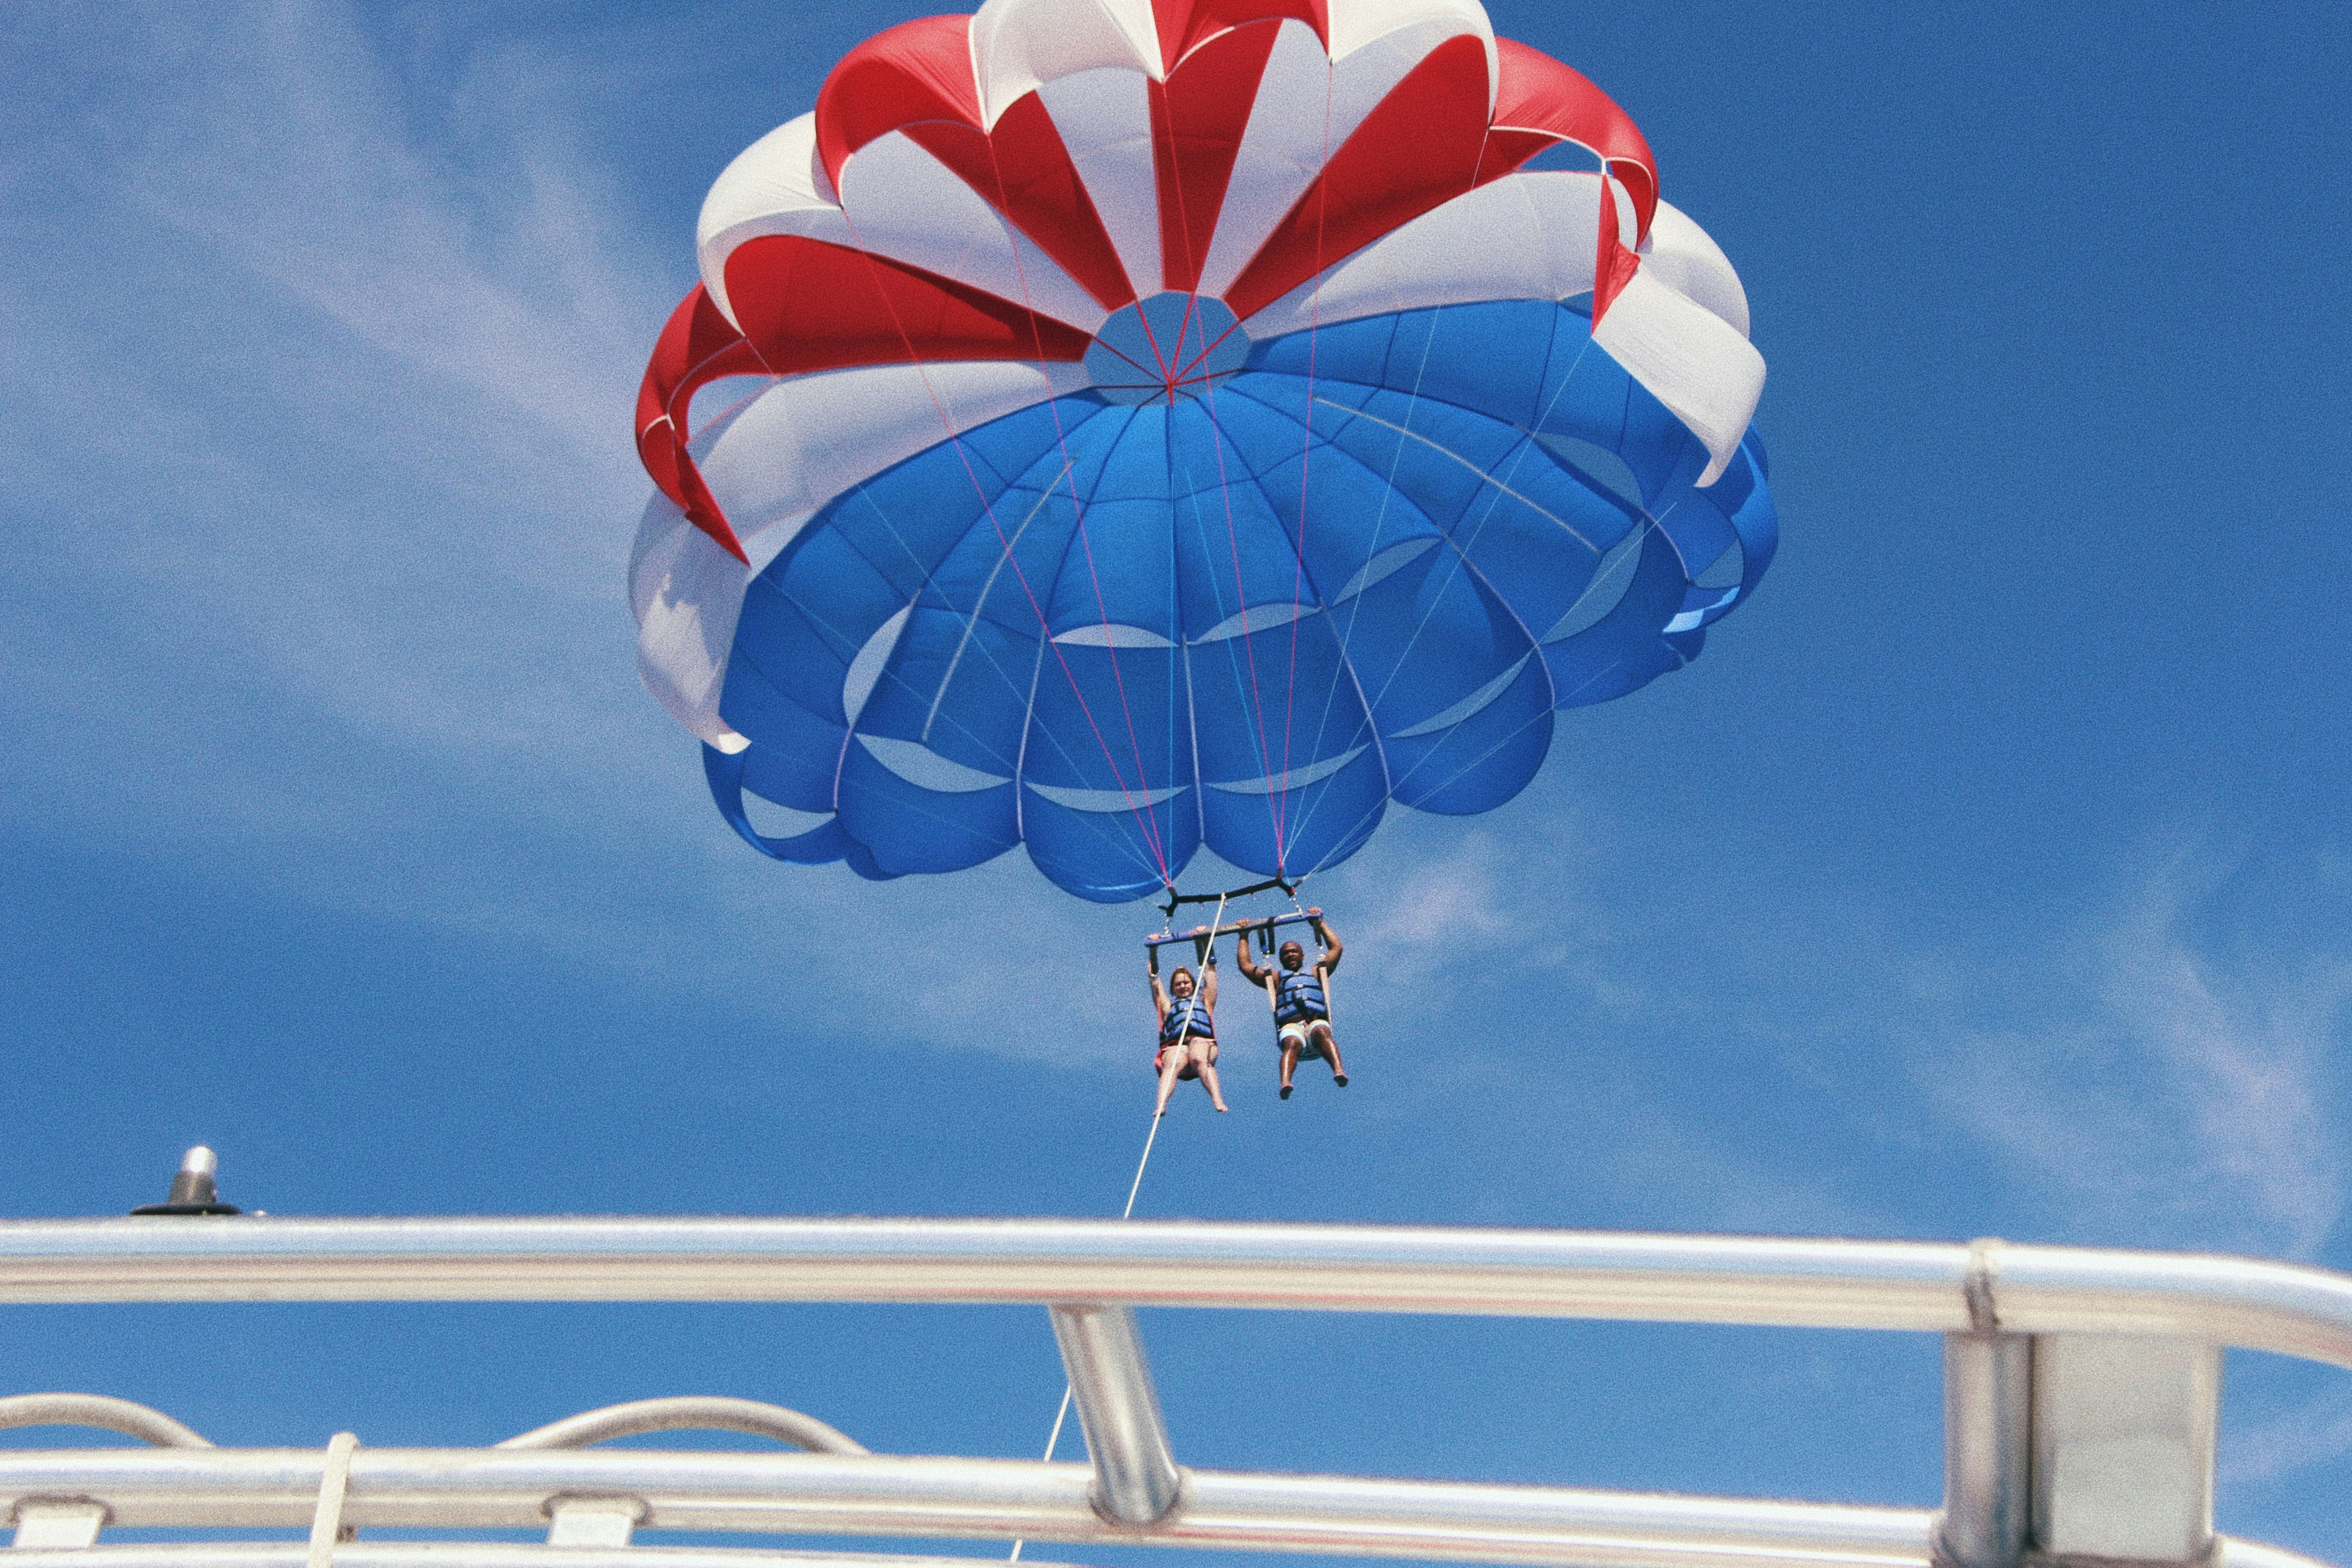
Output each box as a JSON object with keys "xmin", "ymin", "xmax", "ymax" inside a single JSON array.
[
  {"xmin": 1384, "ymin": 652, "xmax": 1555, "ymax": 815},
  {"xmin": 709, "ymin": 296, "xmax": 1774, "ymax": 902}
]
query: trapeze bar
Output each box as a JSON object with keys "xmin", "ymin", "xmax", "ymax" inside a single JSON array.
[
  {"xmin": 1143, "ymin": 911, "xmax": 1317, "ymax": 950},
  {"xmin": 1158, "ymin": 877, "xmax": 1296, "ymax": 916},
  {"xmin": 5, "ymin": 1221, "xmax": 2352, "ymax": 1370}
]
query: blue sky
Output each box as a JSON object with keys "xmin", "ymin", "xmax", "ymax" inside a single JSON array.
[{"xmin": 3, "ymin": 0, "xmax": 2350, "ymax": 1561}]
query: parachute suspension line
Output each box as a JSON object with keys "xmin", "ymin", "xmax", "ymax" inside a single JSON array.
[
  {"xmin": 1282, "ymin": 116, "xmax": 1592, "ymax": 872},
  {"xmin": 916, "ymin": 470, "xmax": 1063, "ymax": 745},
  {"xmin": 1254, "ymin": 51, "xmax": 1425, "ymax": 872},
  {"xmin": 1273, "ymin": 154, "xmax": 1436, "ymax": 860},
  {"xmin": 828, "ymin": 211, "xmax": 1173, "ymax": 889},
  {"xmin": 1291, "ymin": 354, "xmax": 1653, "ymax": 862},
  {"xmin": 1279, "ymin": 324, "xmax": 1618, "ymax": 870},
  {"xmin": 1182, "ymin": 476, "xmax": 1314, "ymax": 884},
  {"xmin": 1009, "ymin": 886, "xmax": 1226, "ymax": 1564},
  {"xmin": 1062, "ymin": 489, "xmax": 1176, "ymax": 872},
  {"xmin": 1196, "ymin": 386, "xmax": 1289, "ymax": 866},
  {"xmin": 1263, "ymin": 321, "xmax": 1448, "ymax": 866},
  {"xmin": 981, "ymin": 139, "xmax": 1176, "ymax": 882},
  {"xmin": 1147, "ymin": 82, "xmax": 1289, "ymax": 876},
  {"xmin": 1298, "ymin": 701, "xmax": 1562, "ymax": 887},
  {"xmin": 816, "ymin": 490, "xmax": 1088, "ymax": 814},
  {"xmin": 1273, "ymin": 53, "xmax": 1342, "ymax": 865}
]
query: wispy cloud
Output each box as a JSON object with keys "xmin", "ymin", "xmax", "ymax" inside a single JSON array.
[
  {"xmin": 1908, "ymin": 850, "xmax": 2349, "ymax": 1259},
  {"xmin": 108, "ymin": 4, "xmax": 655, "ymax": 480},
  {"xmin": 2225, "ymin": 1379, "xmax": 2352, "ymax": 1488},
  {"xmin": 2, "ymin": 4, "xmax": 689, "ymax": 797},
  {"xmin": 2, "ymin": 0, "xmax": 671, "ymax": 760},
  {"xmin": 1303, "ymin": 808, "xmax": 2352, "ymax": 1250}
]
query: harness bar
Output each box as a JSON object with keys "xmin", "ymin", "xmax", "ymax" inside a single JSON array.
[
  {"xmin": 1157, "ymin": 877, "xmax": 1295, "ymax": 918},
  {"xmin": 1143, "ymin": 911, "xmax": 1318, "ymax": 950}
]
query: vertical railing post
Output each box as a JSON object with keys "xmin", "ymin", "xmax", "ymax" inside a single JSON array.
[
  {"xmin": 1938, "ymin": 1331, "xmax": 2032, "ymax": 1568},
  {"xmin": 1049, "ymin": 1303, "xmax": 1182, "ymax": 1525}
]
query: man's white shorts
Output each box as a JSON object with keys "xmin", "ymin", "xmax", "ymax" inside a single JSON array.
[{"xmin": 1278, "ymin": 1019, "xmax": 1329, "ymax": 1057}]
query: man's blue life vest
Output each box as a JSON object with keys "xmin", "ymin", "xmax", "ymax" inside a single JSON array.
[
  {"xmin": 1161, "ymin": 995, "xmax": 1214, "ymax": 1044},
  {"xmin": 1274, "ymin": 966, "xmax": 1328, "ymax": 1024}
]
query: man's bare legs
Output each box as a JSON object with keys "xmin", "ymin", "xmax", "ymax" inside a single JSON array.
[
  {"xmin": 1309, "ymin": 1020, "xmax": 1348, "ymax": 1086},
  {"xmin": 1278, "ymin": 1027, "xmax": 1346, "ymax": 1097}
]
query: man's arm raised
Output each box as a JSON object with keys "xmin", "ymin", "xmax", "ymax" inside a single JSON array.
[
  {"xmin": 1234, "ymin": 924, "xmax": 1270, "ymax": 985},
  {"xmin": 1310, "ymin": 907, "xmax": 1343, "ymax": 973}
]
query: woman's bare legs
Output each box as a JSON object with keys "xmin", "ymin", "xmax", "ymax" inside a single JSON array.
[
  {"xmin": 1153, "ymin": 1053, "xmax": 1186, "ymax": 1117},
  {"xmin": 1195, "ymin": 1047, "xmax": 1230, "ymax": 1112},
  {"xmin": 1309, "ymin": 1021, "xmax": 1347, "ymax": 1086},
  {"xmin": 1154, "ymin": 1044, "xmax": 1227, "ymax": 1115}
]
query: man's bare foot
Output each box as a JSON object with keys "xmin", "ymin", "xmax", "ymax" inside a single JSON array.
[
  {"xmin": 1214, "ymin": 1102, "xmax": 1229, "ymax": 1112},
  {"xmin": 1279, "ymin": 1084, "xmax": 1293, "ymax": 1099},
  {"xmin": 1333, "ymin": 1074, "xmax": 1349, "ymax": 1087}
]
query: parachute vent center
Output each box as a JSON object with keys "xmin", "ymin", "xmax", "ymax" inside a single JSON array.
[{"xmin": 1084, "ymin": 294, "xmax": 1251, "ymax": 407}]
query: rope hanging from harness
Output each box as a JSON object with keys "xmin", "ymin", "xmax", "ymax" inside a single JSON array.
[{"xmin": 1009, "ymin": 1102, "xmax": 1165, "ymax": 1564}]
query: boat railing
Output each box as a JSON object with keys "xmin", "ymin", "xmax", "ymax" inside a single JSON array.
[{"xmin": 2, "ymin": 1205, "xmax": 2345, "ymax": 1568}]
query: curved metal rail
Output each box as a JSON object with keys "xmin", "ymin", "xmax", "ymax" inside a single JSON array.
[
  {"xmin": 496, "ymin": 1399, "xmax": 866, "ymax": 1456},
  {"xmin": 0, "ymin": 1446, "xmax": 2334, "ymax": 1568},
  {"xmin": 0, "ymin": 1552, "xmax": 1092, "ymax": 1568},
  {"xmin": 3, "ymin": 1218, "xmax": 2351, "ymax": 1369},
  {"xmin": 0, "ymin": 1394, "xmax": 213, "ymax": 1450},
  {"xmin": 3, "ymin": 1217, "xmax": 2345, "ymax": 1568}
]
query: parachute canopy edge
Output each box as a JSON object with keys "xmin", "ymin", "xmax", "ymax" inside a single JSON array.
[{"xmin": 637, "ymin": 284, "xmax": 765, "ymax": 563}]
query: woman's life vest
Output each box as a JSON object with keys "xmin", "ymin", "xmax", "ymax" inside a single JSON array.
[
  {"xmin": 1160, "ymin": 993, "xmax": 1215, "ymax": 1044},
  {"xmin": 1274, "ymin": 965, "xmax": 1328, "ymax": 1024}
]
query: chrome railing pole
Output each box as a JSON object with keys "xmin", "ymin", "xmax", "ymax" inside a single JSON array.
[
  {"xmin": 1935, "ymin": 1332, "xmax": 2030, "ymax": 1568},
  {"xmin": 1048, "ymin": 1304, "xmax": 1181, "ymax": 1525}
]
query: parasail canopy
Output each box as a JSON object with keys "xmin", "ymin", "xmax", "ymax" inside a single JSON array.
[{"xmin": 632, "ymin": 0, "xmax": 1777, "ymax": 903}]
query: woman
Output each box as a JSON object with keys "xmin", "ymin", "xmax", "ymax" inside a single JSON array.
[{"xmin": 1149, "ymin": 934, "xmax": 1229, "ymax": 1116}]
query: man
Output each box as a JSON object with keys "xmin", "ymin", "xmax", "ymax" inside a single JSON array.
[
  {"xmin": 1149, "ymin": 932, "xmax": 1228, "ymax": 1116},
  {"xmin": 1237, "ymin": 908, "xmax": 1347, "ymax": 1098}
]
